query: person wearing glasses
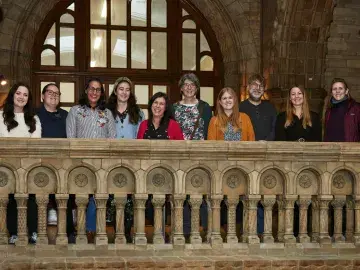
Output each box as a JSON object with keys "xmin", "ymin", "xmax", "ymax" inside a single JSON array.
[
  {"xmin": 66, "ymin": 77, "xmax": 116, "ymax": 138},
  {"xmin": 239, "ymin": 74, "xmax": 277, "ymax": 141},
  {"xmin": 37, "ymin": 83, "xmax": 67, "ymax": 138}
]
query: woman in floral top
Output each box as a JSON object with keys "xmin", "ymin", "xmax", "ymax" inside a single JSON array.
[
  {"xmin": 66, "ymin": 78, "xmax": 116, "ymax": 138},
  {"xmin": 208, "ymin": 87, "xmax": 255, "ymax": 141},
  {"xmin": 173, "ymin": 73, "xmax": 212, "ymax": 140}
]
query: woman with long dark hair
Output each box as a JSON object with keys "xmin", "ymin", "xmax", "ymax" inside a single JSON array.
[{"xmin": 106, "ymin": 77, "xmax": 144, "ymax": 139}]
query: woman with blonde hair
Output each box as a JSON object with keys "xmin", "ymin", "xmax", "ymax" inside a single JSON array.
[
  {"xmin": 208, "ymin": 87, "xmax": 255, "ymax": 141},
  {"xmin": 275, "ymin": 85, "xmax": 321, "ymax": 141}
]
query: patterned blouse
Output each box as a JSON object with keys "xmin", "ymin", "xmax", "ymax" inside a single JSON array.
[
  {"xmin": 66, "ymin": 105, "xmax": 116, "ymax": 138},
  {"xmin": 224, "ymin": 122, "xmax": 241, "ymax": 141},
  {"xmin": 173, "ymin": 103, "xmax": 204, "ymax": 140}
]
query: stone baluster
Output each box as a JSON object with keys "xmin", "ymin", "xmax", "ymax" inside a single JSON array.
[
  {"xmin": 331, "ymin": 197, "xmax": 346, "ymax": 243},
  {"xmin": 75, "ymin": 195, "xmax": 88, "ymax": 244},
  {"xmin": 311, "ymin": 199, "xmax": 320, "ymax": 243},
  {"xmin": 276, "ymin": 198, "xmax": 285, "ymax": 242},
  {"xmin": 190, "ymin": 195, "xmax": 202, "ymax": 244},
  {"xmin": 226, "ymin": 197, "xmax": 238, "ymax": 244},
  {"xmin": 95, "ymin": 194, "xmax": 108, "ymax": 245},
  {"xmin": 345, "ymin": 199, "xmax": 354, "ymax": 243},
  {"xmin": 318, "ymin": 195, "xmax": 332, "ymax": 244},
  {"xmin": 56, "ymin": 195, "xmax": 68, "ymax": 245},
  {"xmin": 246, "ymin": 195, "xmax": 260, "ymax": 244},
  {"xmin": 0, "ymin": 197, "xmax": 8, "ymax": 244},
  {"xmin": 172, "ymin": 195, "xmax": 185, "ymax": 245},
  {"xmin": 206, "ymin": 196, "xmax": 212, "ymax": 244},
  {"xmin": 209, "ymin": 195, "xmax": 222, "ymax": 246},
  {"xmin": 36, "ymin": 196, "xmax": 48, "ymax": 244},
  {"xmin": 241, "ymin": 199, "xmax": 248, "ymax": 243},
  {"xmin": 283, "ymin": 196, "xmax": 297, "ymax": 243},
  {"xmin": 297, "ymin": 196, "xmax": 311, "ymax": 243},
  {"xmin": 114, "ymin": 196, "xmax": 127, "ymax": 244},
  {"xmin": 354, "ymin": 199, "xmax": 360, "ymax": 245},
  {"xmin": 152, "ymin": 195, "xmax": 165, "ymax": 244},
  {"xmin": 261, "ymin": 195, "xmax": 276, "ymax": 243},
  {"xmin": 134, "ymin": 194, "xmax": 147, "ymax": 245},
  {"xmin": 15, "ymin": 194, "xmax": 28, "ymax": 246}
]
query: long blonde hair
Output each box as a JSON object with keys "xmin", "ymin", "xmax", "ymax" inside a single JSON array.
[
  {"xmin": 285, "ymin": 85, "xmax": 312, "ymax": 129},
  {"xmin": 215, "ymin": 87, "xmax": 241, "ymax": 132}
]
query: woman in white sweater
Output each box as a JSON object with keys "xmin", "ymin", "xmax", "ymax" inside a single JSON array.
[{"xmin": 0, "ymin": 83, "xmax": 41, "ymax": 244}]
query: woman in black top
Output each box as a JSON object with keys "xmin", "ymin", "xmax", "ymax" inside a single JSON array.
[{"xmin": 275, "ymin": 85, "xmax": 321, "ymax": 142}]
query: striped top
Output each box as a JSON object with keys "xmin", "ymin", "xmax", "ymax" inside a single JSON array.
[{"xmin": 66, "ymin": 105, "xmax": 116, "ymax": 138}]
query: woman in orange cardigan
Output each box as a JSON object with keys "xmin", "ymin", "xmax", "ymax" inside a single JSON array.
[{"xmin": 208, "ymin": 87, "xmax": 255, "ymax": 141}]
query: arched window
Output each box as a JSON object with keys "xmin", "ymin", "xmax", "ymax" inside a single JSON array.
[{"xmin": 32, "ymin": 0, "xmax": 224, "ymax": 114}]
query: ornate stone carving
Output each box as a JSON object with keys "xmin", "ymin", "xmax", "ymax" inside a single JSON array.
[
  {"xmin": 152, "ymin": 174, "xmax": 165, "ymax": 187},
  {"xmin": 299, "ymin": 174, "xmax": 312, "ymax": 189},
  {"xmin": 113, "ymin": 173, "xmax": 127, "ymax": 188},
  {"xmin": 185, "ymin": 168, "xmax": 210, "ymax": 194},
  {"xmin": 34, "ymin": 172, "xmax": 49, "ymax": 187},
  {"xmin": 75, "ymin": 174, "xmax": 88, "ymax": 187},
  {"xmin": 191, "ymin": 174, "xmax": 204, "ymax": 188},
  {"xmin": 333, "ymin": 175, "xmax": 345, "ymax": 189},
  {"xmin": 263, "ymin": 175, "xmax": 277, "ymax": 189},
  {"xmin": 0, "ymin": 171, "xmax": 8, "ymax": 187},
  {"xmin": 146, "ymin": 167, "xmax": 173, "ymax": 194},
  {"xmin": 226, "ymin": 174, "xmax": 240, "ymax": 189}
]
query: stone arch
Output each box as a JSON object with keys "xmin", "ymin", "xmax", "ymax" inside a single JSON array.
[
  {"xmin": 330, "ymin": 168, "xmax": 355, "ymax": 196},
  {"xmin": 220, "ymin": 166, "xmax": 249, "ymax": 198},
  {"xmin": 144, "ymin": 164, "xmax": 176, "ymax": 195},
  {"xmin": 0, "ymin": 164, "xmax": 17, "ymax": 195},
  {"xmin": 26, "ymin": 164, "xmax": 58, "ymax": 194},
  {"xmin": 258, "ymin": 166, "xmax": 287, "ymax": 195},
  {"xmin": 294, "ymin": 166, "xmax": 321, "ymax": 195},
  {"xmin": 183, "ymin": 165, "xmax": 213, "ymax": 195},
  {"xmin": 106, "ymin": 166, "xmax": 136, "ymax": 195},
  {"xmin": 67, "ymin": 166, "xmax": 97, "ymax": 194}
]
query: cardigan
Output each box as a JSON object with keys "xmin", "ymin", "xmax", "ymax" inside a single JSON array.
[
  {"xmin": 207, "ymin": 113, "xmax": 255, "ymax": 141},
  {"xmin": 115, "ymin": 110, "xmax": 144, "ymax": 139},
  {"xmin": 137, "ymin": 119, "xmax": 184, "ymax": 140},
  {"xmin": 0, "ymin": 111, "xmax": 41, "ymax": 138}
]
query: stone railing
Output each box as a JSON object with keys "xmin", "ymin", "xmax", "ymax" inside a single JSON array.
[{"xmin": 0, "ymin": 138, "xmax": 359, "ymax": 250}]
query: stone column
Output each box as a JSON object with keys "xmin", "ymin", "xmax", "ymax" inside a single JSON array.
[
  {"xmin": 246, "ymin": 195, "xmax": 260, "ymax": 244},
  {"xmin": 152, "ymin": 195, "xmax": 165, "ymax": 244},
  {"xmin": 114, "ymin": 196, "xmax": 127, "ymax": 244},
  {"xmin": 172, "ymin": 195, "xmax": 185, "ymax": 245},
  {"xmin": 318, "ymin": 195, "xmax": 332, "ymax": 244},
  {"xmin": 15, "ymin": 194, "xmax": 28, "ymax": 246},
  {"xmin": 190, "ymin": 195, "xmax": 202, "ymax": 244},
  {"xmin": 36, "ymin": 196, "xmax": 48, "ymax": 244},
  {"xmin": 134, "ymin": 194, "xmax": 147, "ymax": 245},
  {"xmin": 297, "ymin": 197, "xmax": 311, "ymax": 243},
  {"xmin": 226, "ymin": 198, "xmax": 238, "ymax": 244},
  {"xmin": 283, "ymin": 196, "xmax": 297, "ymax": 243},
  {"xmin": 75, "ymin": 195, "xmax": 88, "ymax": 244},
  {"xmin": 354, "ymin": 199, "xmax": 360, "ymax": 245},
  {"xmin": 277, "ymin": 198, "xmax": 285, "ymax": 242},
  {"xmin": 261, "ymin": 196, "xmax": 276, "ymax": 243},
  {"xmin": 311, "ymin": 199, "xmax": 320, "ymax": 243},
  {"xmin": 95, "ymin": 194, "xmax": 108, "ymax": 245},
  {"xmin": 331, "ymin": 197, "xmax": 346, "ymax": 243},
  {"xmin": 55, "ymin": 195, "xmax": 68, "ymax": 245},
  {"xmin": 0, "ymin": 197, "xmax": 8, "ymax": 244},
  {"xmin": 345, "ymin": 199, "xmax": 354, "ymax": 243},
  {"xmin": 241, "ymin": 199, "xmax": 248, "ymax": 243},
  {"xmin": 210, "ymin": 195, "xmax": 222, "ymax": 246}
]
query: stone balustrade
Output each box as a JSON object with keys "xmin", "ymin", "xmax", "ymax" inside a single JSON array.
[{"xmin": 0, "ymin": 138, "xmax": 360, "ymax": 250}]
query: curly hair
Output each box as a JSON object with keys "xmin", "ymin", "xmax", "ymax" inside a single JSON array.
[
  {"xmin": 79, "ymin": 78, "xmax": 106, "ymax": 110},
  {"xmin": 1, "ymin": 83, "xmax": 36, "ymax": 133},
  {"xmin": 106, "ymin": 77, "xmax": 142, "ymax": 124},
  {"xmin": 148, "ymin": 92, "xmax": 174, "ymax": 127}
]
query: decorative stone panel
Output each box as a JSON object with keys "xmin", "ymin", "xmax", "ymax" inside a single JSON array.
[
  {"xmin": 0, "ymin": 166, "xmax": 15, "ymax": 194},
  {"xmin": 146, "ymin": 167, "xmax": 173, "ymax": 194},
  {"xmin": 27, "ymin": 166, "xmax": 57, "ymax": 194},
  {"xmin": 185, "ymin": 168, "xmax": 210, "ymax": 194},
  {"xmin": 68, "ymin": 166, "xmax": 96, "ymax": 194},
  {"xmin": 296, "ymin": 170, "xmax": 319, "ymax": 195},
  {"xmin": 107, "ymin": 167, "xmax": 135, "ymax": 194},
  {"xmin": 259, "ymin": 169, "xmax": 284, "ymax": 195},
  {"xmin": 331, "ymin": 170, "xmax": 353, "ymax": 195},
  {"xmin": 222, "ymin": 168, "xmax": 247, "ymax": 198}
]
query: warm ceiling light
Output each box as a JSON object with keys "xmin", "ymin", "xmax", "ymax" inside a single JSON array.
[{"xmin": 0, "ymin": 80, "xmax": 7, "ymax": 86}]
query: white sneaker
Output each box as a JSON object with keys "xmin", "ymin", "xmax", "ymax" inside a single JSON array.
[
  {"xmin": 8, "ymin": 235, "xmax": 18, "ymax": 244},
  {"xmin": 48, "ymin": 209, "xmax": 58, "ymax": 225},
  {"xmin": 29, "ymin": 232, "xmax": 37, "ymax": 244}
]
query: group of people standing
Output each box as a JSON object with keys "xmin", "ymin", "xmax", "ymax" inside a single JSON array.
[{"xmin": 1, "ymin": 72, "xmax": 359, "ymax": 244}]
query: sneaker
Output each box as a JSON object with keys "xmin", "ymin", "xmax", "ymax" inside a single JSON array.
[
  {"xmin": 29, "ymin": 232, "xmax": 37, "ymax": 244},
  {"xmin": 8, "ymin": 235, "xmax": 18, "ymax": 244}
]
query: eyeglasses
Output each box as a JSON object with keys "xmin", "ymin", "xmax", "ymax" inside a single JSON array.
[
  {"xmin": 88, "ymin": 87, "xmax": 102, "ymax": 94},
  {"xmin": 46, "ymin": 90, "xmax": 61, "ymax": 97},
  {"xmin": 183, "ymin": 83, "xmax": 196, "ymax": 89}
]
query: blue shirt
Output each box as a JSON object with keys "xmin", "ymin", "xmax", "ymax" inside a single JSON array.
[
  {"xmin": 115, "ymin": 111, "xmax": 144, "ymax": 139},
  {"xmin": 37, "ymin": 105, "xmax": 68, "ymax": 138}
]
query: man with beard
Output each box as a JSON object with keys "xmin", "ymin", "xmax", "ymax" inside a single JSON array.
[{"xmin": 239, "ymin": 74, "xmax": 277, "ymax": 141}]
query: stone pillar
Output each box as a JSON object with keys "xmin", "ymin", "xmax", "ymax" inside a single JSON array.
[
  {"xmin": 0, "ymin": 197, "xmax": 8, "ymax": 244},
  {"xmin": 331, "ymin": 197, "xmax": 346, "ymax": 243},
  {"xmin": 134, "ymin": 194, "xmax": 147, "ymax": 245},
  {"xmin": 241, "ymin": 199, "xmax": 248, "ymax": 243},
  {"xmin": 206, "ymin": 196, "xmax": 212, "ymax": 244},
  {"xmin": 209, "ymin": 195, "xmax": 222, "ymax": 246},
  {"xmin": 283, "ymin": 195, "xmax": 297, "ymax": 243},
  {"xmin": 172, "ymin": 195, "xmax": 185, "ymax": 245},
  {"xmin": 246, "ymin": 195, "xmax": 260, "ymax": 244},
  {"xmin": 95, "ymin": 194, "xmax": 108, "ymax": 245},
  {"xmin": 345, "ymin": 199, "xmax": 354, "ymax": 243},
  {"xmin": 354, "ymin": 199, "xmax": 360, "ymax": 245},
  {"xmin": 277, "ymin": 198, "xmax": 285, "ymax": 242},
  {"xmin": 56, "ymin": 195, "xmax": 68, "ymax": 245},
  {"xmin": 190, "ymin": 195, "xmax": 202, "ymax": 244},
  {"xmin": 311, "ymin": 199, "xmax": 320, "ymax": 243},
  {"xmin": 15, "ymin": 194, "xmax": 28, "ymax": 246},
  {"xmin": 36, "ymin": 196, "xmax": 48, "ymax": 245},
  {"xmin": 318, "ymin": 195, "xmax": 332, "ymax": 244},
  {"xmin": 226, "ymin": 197, "xmax": 238, "ymax": 244},
  {"xmin": 152, "ymin": 195, "xmax": 165, "ymax": 244},
  {"xmin": 75, "ymin": 195, "xmax": 88, "ymax": 244},
  {"xmin": 114, "ymin": 196, "xmax": 127, "ymax": 244},
  {"xmin": 297, "ymin": 197, "xmax": 311, "ymax": 243},
  {"xmin": 261, "ymin": 195, "xmax": 276, "ymax": 243}
]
